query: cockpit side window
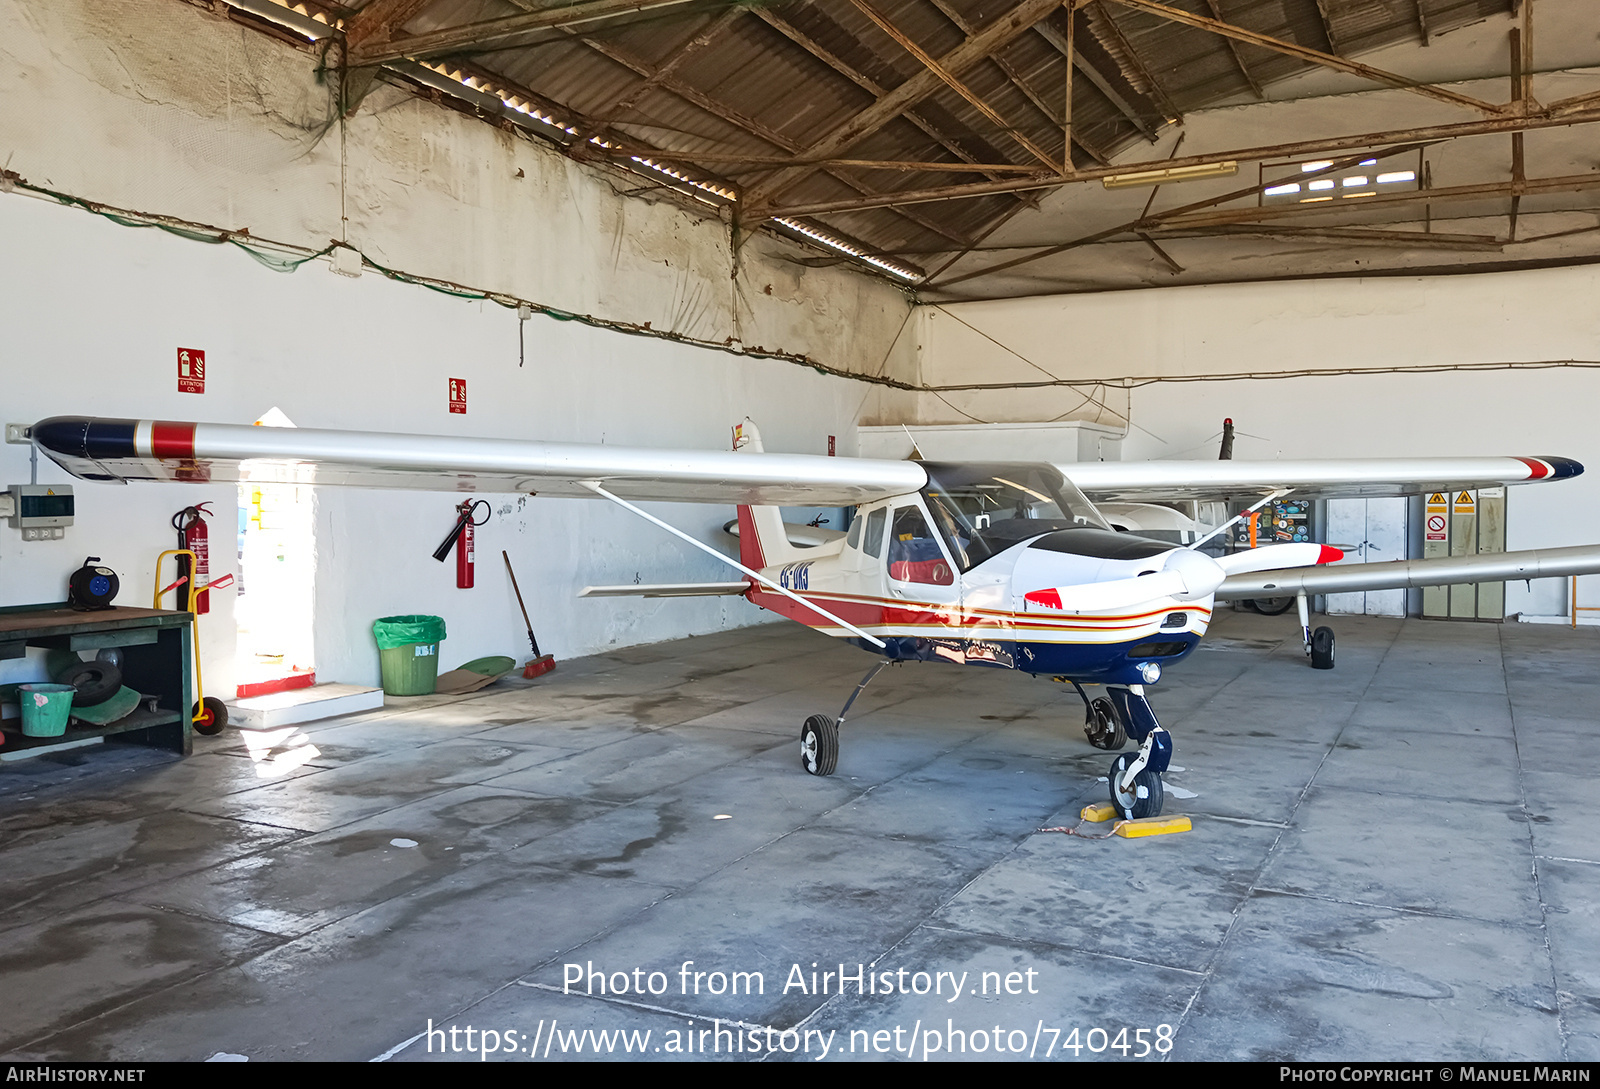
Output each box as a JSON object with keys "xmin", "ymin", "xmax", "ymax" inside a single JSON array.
[
  {"xmin": 846, "ymin": 511, "xmax": 862, "ymax": 550},
  {"xmin": 887, "ymin": 506, "xmax": 954, "ymax": 586},
  {"xmin": 862, "ymin": 507, "xmax": 887, "ymax": 559}
]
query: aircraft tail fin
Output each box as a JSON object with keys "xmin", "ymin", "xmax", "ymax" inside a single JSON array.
[{"xmin": 733, "ymin": 418, "xmax": 807, "ymax": 570}]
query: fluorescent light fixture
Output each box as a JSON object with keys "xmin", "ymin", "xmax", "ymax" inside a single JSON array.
[
  {"xmin": 1308, "ymin": 179, "xmax": 1335, "ymax": 191},
  {"xmin": 1102, "ymin": 161, "xmax": 1238, "ymax": 189},
  {"xmin": 1342, "ymin": 176, "xmax": 1369, "ymax": 187},
  {"xmin": 1301, "ymin": 161, "xmax": 1334, "ymax": 172},
  {"xmin": 1264, "ymin": 183, "xmax": 1301, "ymax": 196},
  {"xmin": 1378, "ymin": 171, "xmax": 1417, "ymax": 184}
]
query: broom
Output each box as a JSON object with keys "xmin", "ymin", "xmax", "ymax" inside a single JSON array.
[{"xmin": 503, "ymin": 551, "xmax": 556, "ymax": 678}]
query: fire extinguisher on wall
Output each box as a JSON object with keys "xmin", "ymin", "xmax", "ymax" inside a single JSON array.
[
  {"xmin": 173, "ymin": 503, "xmax": 214, "ymax": 614},
  {"xmin": 432, "ymin": 499, "xmax": 490, "ymax": 588}
]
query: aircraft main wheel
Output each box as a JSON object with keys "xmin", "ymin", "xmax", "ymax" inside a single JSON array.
[
  {"xmin": 193, "ymin": 696, "xmax": 229, "ymax": 736},
  {"xmin": 1085, "ymin": 696, "xmax": 1126, "ymax": 750},
  {"xmin": 1109, "ymin": 752, "xmax": 1164, "ymax": 820},
  {"xmin": 1251, "ymin": 596, "xmax": 1296, "ymax": 616},
  {"xmin": 1310, "ymin": 626, "xmax": 1336, "ymax": 670},
  {"xmin": 800, "ymin": 714, "xmax": 839, "ymax": 776}
]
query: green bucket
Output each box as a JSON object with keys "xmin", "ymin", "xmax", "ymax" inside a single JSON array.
[
  {"xmin": 19, "ymin": 683, "xmax": 75, "ymax": 737},
  {"xmin": 373, "ymin": 615, "xmax": 447, "ymax": 696}
]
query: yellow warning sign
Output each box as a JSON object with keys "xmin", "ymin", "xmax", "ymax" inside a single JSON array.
[
  {"xmin": 1428, "ymin": 492, "xmax": 1447, "ymax": 506},
  {"xmin": 1455, "ymin": 491, "xmax": 1475, "ymax": 509}
]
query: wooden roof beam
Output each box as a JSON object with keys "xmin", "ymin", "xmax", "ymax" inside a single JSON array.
[
  {"xmin": 1087, "ymin": 1, "xmax": 1182, "ymax": 122},
  {"xmin": 1103, "ymin": 0, "xmax": 1507, "ymax": 115},
  {"xmin": 1158, "ymin": 173, "xmax": 1600, "ymax": 231},
  {"xmin": 845, "ymin": 0, "xmax": 1064, "ymax": 173},
  {"xmin": 342, "ymin": 0, "xmax": 435, "ymax": 53},
  {"xmin": 567, "ymin": 36, "xmax": 972, "ymax": 250},
  {"xmin": 1202, "ymin": 0, "xmax": 1264, "ymax": 99},
  {"xmin": 1031, "ymin": 19, "xmax": 1161, "ymax": 141},
  {"xmin": 752, "ymin": 9, "xmax": 1048, "ymax": 202},
  {"xmin": 349, "ymin": 0, "xmax": 707, "ymax": 65},
  {"xmin": 931, "ymin": 144, "xmax": 1429, "ymax": 286},
  {"xmin": 1310, "ymin": 0, "xmax": 1343, "ymax": 56},
  {"xmin": 739, "ymin": 0, "xmax": 1074, "ymax": 215},
  {"xmin": 923, "ymin": 0, "xmax": 1111, "ymax": 166},
  {"xmin": 762, "ymin": 109, "xmax": 1600, "ymax": 218}
]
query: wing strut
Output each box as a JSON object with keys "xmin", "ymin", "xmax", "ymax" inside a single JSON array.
[{"xmin": 581, "ymin": 482, "xmax": 887, "ymax": 648}]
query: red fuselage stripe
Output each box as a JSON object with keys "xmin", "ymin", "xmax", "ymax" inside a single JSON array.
[{"xmin": 747, "ymin": 587, "xmax": 1209, "ymax": 632}]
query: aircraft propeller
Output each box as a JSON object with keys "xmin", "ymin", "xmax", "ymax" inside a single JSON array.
[{"xmin": 1025, "ymin": 542, "xmax": 1343, "ymax": 615}]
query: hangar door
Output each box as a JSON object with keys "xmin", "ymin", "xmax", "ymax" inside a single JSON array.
[{"xmin": 1324, "ymin": 498, "xmax": 1409, "ymax": 618}]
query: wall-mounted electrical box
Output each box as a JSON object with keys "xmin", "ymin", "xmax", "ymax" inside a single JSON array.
[{"xmin": 9, "ymin": 484, "xmax": 73, "ymax": 540}]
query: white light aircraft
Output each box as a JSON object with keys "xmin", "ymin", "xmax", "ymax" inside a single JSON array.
[{"xmin": 30, "ymin": 415, "xmax": 1598, "ymax": 820}]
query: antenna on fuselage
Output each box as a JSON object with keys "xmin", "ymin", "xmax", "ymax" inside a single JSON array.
[
  {"xmin": 900, "ymin": 425, "xmax": 925, "ymax": 461},
  {"xmin": 1219, "ymin": 418, "xmax": 1235, "ymax": 461}
]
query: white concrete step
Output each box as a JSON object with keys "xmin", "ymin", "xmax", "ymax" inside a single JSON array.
[{"xmin": 228, "ymin": 683, "xmax": 384, "ymax": 728}]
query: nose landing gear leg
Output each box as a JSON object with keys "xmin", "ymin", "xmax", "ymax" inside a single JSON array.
[{"xmin": 1105, "ymin": 685, "xmax": 1172, "ymax": 819}]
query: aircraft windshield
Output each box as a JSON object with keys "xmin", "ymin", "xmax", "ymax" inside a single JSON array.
[{"xmin": 920, "ymin": 462, "xmax": 1112, "ymax": 571}]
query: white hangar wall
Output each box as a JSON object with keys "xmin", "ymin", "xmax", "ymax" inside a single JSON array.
[
  {"xmin": 0, "ymin": 194, "xmax": 879, "ymax": 694},
  {"xmin": 922, "ymin": 267, "xmax": 1600, "ymax": 618},
  {"xmin": 0, "ymin": 0, "xmax": 918, "ymax": 694}
]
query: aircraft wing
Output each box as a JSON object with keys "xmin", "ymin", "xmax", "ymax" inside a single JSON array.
[
  {"xmin": 29, "ymin": 417, "xmax": 926, "ymax": 507},
  {"xmin": 1060, "ymin": 456, "xmax": 1582, "ymax": 503},
  {"xmin": 29, "ymin": 417, "xmax": 1585, "ymax": 510},
  {"xmin": 1215, "ymin": 544, "xmax": 1600, "ymax": 599}
]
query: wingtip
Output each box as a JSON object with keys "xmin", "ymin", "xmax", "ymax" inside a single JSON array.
[{"xmin": 1317, "ymin": 545, "xmax": 1344, "ymax": 564}]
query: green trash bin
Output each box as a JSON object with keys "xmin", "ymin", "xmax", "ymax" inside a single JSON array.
[
  {"xmin": 19, "ymin": 683, "xmax": 75, "ymax": 737},
  {"xmin": 373, "ymin": 615, "xmax": 447, "ymax": 696}
]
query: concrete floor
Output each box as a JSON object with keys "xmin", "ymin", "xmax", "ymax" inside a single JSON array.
[{"xmin": 0, "ymin": 609, "xmax": 1596, "ymax": 1062}]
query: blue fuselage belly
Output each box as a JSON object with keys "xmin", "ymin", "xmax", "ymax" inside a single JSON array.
[{"xmin": 850, "ymin": 632, "xmax": 1201, "ymax": 684}]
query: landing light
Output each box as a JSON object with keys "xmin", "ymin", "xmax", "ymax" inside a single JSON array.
[{"xmin": 1138, "ymin": 662, "xmax": 1161, "ymax": 684}]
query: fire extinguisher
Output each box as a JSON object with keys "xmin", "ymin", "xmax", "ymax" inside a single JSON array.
[
  {"xmin": 431, "ymin": 500, "xmax": 490, "ymax": 588},
  {"xmin": 173, "ymin": 503, "xmax": 215, "ymax": 614}
]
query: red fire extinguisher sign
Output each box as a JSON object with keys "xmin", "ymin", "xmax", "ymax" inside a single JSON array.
[{"xmin": 178, "ymin": 348, "xmax": 206, "ymax": 395}]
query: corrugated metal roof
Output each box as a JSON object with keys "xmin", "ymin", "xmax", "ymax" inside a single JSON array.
[{"xmin": 253, "ymin": 0, "xmax": 1554, "ymax": 287}]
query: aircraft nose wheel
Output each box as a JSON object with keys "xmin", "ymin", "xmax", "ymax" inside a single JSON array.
[
  {"xmin": 800, "ymin": 714, "xmax": 839, "ymax": 776},
  {"xmin": 1109, "ymin": 751, "xmax": 1164, "ymax": 819},
  {"xmin": 1085, "ymin": 696, "xmax": 1127, "ymax": 750}
]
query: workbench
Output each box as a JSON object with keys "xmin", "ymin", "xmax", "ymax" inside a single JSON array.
[{"xmin": 0, "ymin": 604, "xmax": 193, "ymax": 756}]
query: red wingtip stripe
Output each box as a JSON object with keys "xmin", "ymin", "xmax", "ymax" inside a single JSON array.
[
  {"xmin": 1514, "ymin": 457, "xmax": 1550, "ymax": 480},
  {"xmin": 149, "ymin": 421, "xmax": 197, "ymax": 460},
  {"xmin": 1024, "ymin": 588, "xmax": 1063, "ymax": 610},
  {"xmin": 1317, "ymin": 546, "xmax": 1344, "ymax": 564}
]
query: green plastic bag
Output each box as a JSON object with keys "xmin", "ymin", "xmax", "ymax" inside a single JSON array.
[{"xmin": 372, "ymin": 615, "xmax": 447, "ymax": 650}]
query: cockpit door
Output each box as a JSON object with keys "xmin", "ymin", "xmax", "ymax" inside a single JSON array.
[{"xmin": 885, "ymin": 501, "xmax": 960, "ymax": 607}]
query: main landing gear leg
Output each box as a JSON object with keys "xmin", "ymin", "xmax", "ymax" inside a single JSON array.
[
  {"xmin": 801, "ymin": 661, "xmax": 892, "ymax": 777},
  {"xmin": 1297, "ymin": 590, "xmax": 1336, "ymax": 670},
  {"xmin": 1104, "ymin": 685, "xmax": 1172, "ymax": 819}
]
